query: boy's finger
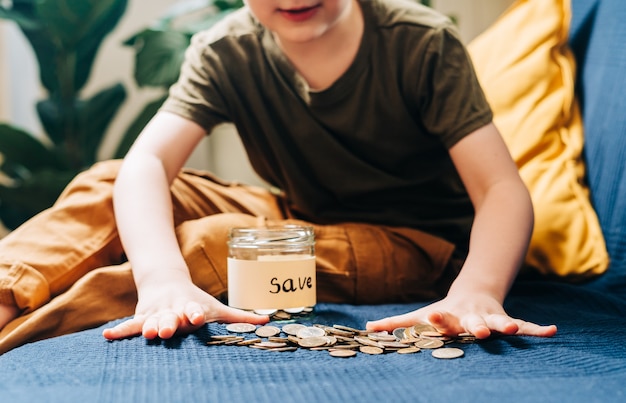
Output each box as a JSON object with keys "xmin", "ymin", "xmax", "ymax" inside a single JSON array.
[
  {"xmin": 216, "ymin": 305, "xmax": 270, "ymax": 325},
  {"xmin": 365, "ymin": 312, "xmax": 422, "ymax": 332},
  {"xmin": 102, "ymin": 317, "xmax": 144, "ymax": 340},
  {"xmin": 457, "ymin": 313, "xmax": 492, "ymax": 339},
  {"xmin": 481, "ymin": 314, "xmax": 519, "ymax": 336},
  {"xmin": 141, "ymin": 315, "xmax": 160, "ymax": 339},
  {"xmin": 156, "ymin": 312, "xmax": 181, "ymax": 339},
  {"xmin": 426, "ymin": 311, "xmax": 465, "ymax": 335},
  {"xmin": 514, "ymin": 321, "xmax": 558, "ymax": 337},
  {"xmin": 184, "ymin": 302, "xmax": 207, "ymax": 326}
]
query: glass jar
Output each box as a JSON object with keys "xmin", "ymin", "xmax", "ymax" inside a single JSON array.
[{"xmin": 227, "ymin": 225, "xmax": 316, "ymax": 311}]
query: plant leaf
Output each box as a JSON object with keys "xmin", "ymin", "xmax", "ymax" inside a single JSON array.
[
  {"xmin": 0, "ymin": 124, "xmax": 65, "ymax": 171},
  {"xmin": 25, "ymin": 0, "xmax": 128, "ymax": 93},
  {"xmin": 78, "ymin": 83, "xmax": 127, "ymax": 164},
  {"xmin": 0, "ymin": 167, "xmax": 78, "ymax": 229},
  {"xmin": 34, "ymin": 0, "xmax": 126, "ymax": 49},
  {"xmin": 0, "ymin": 6, "xmax": 41, "ymax": 30},
  {"xmin": 113, "ymin": 94, "xmax": 168, "ymax": 159},
  {"xmin": 126, "ymin": 29, "xmax": 191, "ymax": 88},
  {"xmin": 36, "ymin": 98, "xmax": 68, "ymax": 146}
]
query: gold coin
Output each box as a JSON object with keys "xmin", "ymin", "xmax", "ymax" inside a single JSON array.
[
  {"xmin": 354, "ymin": 336, "xmax": 384, "ymax": 349},
  {"xmin": 298, "ymin": 336, "xmax": 329, "ymax": 348},
  {"xmin": 272, "ymin": 311, "xmax": 292, "ymax": 320},
  {"xmin": 414, "ymin": 338, "xmax": 444, "ymax": 349},
  {"xmin": 268, "ymin": 347, "xmax": 298, "ymax": 352},
  {"xmin": 323, "ymin": 336, "xmax": 338, "ymax": 346},
  {"xmin": 226, "ymin": 323, "xmax": 257, "ymax": 333},
  {"xmin": 207, "ymin": 340, "xmax": 228, "ymax": 345},
  {"xmin": 254, "ymin": 341, "xmax": 287, "ymax": 349},
  {"xmin": 432, "ymin": 347, "xmax": 464, "ymax": 359},
  {"xmin": 329, "ymin": 349, "xmax": 357, "ymax": 358},
  {"xmin": 397, "ymin": 347, "xmax": 421, "ymax": 354},
  {"xmin": 268, "ymin": 336, "xmax": 290, "ymax": 343},
  {"xmin": 255, "ymin": 325, "xmax": 281, "ymax": 338},
  {"xmin": 331, "ymin": 344, "xmax": 360, "ymax": 350},
  {"xmin": 380, "ymin": 341, "xmax": 410, "ymax": 349},
  {"xmin": 368, "ymin": 332, "xmax": 397, "ymax": 342},
  {"xmin": 412, "ymin": 323, "xmax": 437, "ymax": 336},
  {"xmin": 210, "ymin": 335, "xmax": 240, "ymax": 340},
  {"xmin": 360, "ymin": 346, "xmax": 384, "ymax": 355},
  {"xmin": 421, "ymin": 331, "xmax": 444, "ymax": 338},
  {"xmin": 333, "ymin": 324, "xmax": 361, "ymax": 333},
  {"xmin": 237, "ymin": 338, "xmax": 261, "ymax": 346},
  {"xmin": 326, "ymin": 327, "xmax": 355, "ymax": 337}
]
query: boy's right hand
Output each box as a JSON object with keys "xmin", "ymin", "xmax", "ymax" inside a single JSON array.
[{"xmin": 102, "ymin": 278, "xmax": 269, "ymax": 340}]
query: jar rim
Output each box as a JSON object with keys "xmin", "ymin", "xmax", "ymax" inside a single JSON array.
[{"xmin": 228, "ymin": 225, "xmax": 314, "ymax": 247}]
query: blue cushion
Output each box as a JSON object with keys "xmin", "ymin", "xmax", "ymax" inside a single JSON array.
[{"xmin": 570, "ymin": 0, "xmax": 626, "ymax": 284}]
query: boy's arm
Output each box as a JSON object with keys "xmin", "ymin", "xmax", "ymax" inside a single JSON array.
[
  {"xmin": 367, "ymin": 122, "xmax": 557, "ymax": 338},
  {"xmin": 103, "ymin": 111, "xmax": 267, "ymax": 341}
]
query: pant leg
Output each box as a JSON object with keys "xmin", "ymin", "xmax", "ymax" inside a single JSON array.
[
  {"xmin": 314, "ymin": 223, "xmax": 462, "ymax": 303},
  {"xmin": 0, "ymin": 160, "xmax": 285, "ymax": 314},
  {"xmin": 176, "ymin": 215, "xmax": 462, "ymax": 305}
]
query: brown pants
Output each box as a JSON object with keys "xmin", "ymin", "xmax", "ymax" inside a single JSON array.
[{"xmin": 0, "ymin": 160, "xmax": 460, "ymax": 354}]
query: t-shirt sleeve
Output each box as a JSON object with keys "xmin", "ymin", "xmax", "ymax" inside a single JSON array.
[
  {"xmin": 159, "ymin": 32, "xmax": 230, "ymax": 134},
  {"xmin": 411, "ymin": 25, "xmax": 493, "ymax": 149}
]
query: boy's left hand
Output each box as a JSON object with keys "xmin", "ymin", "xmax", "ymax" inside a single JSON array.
[{"xmin": 365, "ymin": 293, "xmax": 557, "ymax": 339}]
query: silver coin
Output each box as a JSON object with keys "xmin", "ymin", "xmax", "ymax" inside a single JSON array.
[
  {"xmin": 254, "ymin": 308, "xmax": 278, "ymax": 315},
  {"xmin": 432, "ymin": 347, "xmax": 465, "ymax": 359},
  {"xmin": 281, "ymin": 323, "xmax": 307, "ymax": 336},
  {"xmin": 296, "ymin": 326, "xmax": 327, "ymax": 339},
  {"xmin": 283, "ymin": 307, "xmax": 305, "ymax": 314},
  {"xmin": 255, "ymin": 325, "xmax": 281, "ymax": 338},
  {"xmin": 392, "ymin": 327, "xmax": 406, "ymax": 340},
  {"xmin": 225, "ymin": 323, "xmax": 257, "ymax": 333}
]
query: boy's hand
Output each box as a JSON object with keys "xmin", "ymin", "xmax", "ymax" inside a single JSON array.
[
  {"xmin": 102, "ymin": 278, "xmax": 268, "ymax": 340},
  {"xmin": 365, "ymin": 292, "xmax": 557, "ymax": 339}
]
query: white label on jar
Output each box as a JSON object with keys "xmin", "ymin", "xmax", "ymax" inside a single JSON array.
[{"xmin": 227, "ymin": 256, "xmax": 316, "ymax": 310}]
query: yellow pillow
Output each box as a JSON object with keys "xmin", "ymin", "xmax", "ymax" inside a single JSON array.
[{"xmin": 467, "ymin": 0, "xmax": 609, "ymax": 278}]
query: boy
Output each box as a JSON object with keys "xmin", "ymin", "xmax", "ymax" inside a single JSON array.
[{"xmin": 0, "ymin": 0, "xmax": 556, "ymax": 347}]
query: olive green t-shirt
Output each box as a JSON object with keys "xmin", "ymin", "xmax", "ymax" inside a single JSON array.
[{"xmin": 161, "ymin": 0, "xmax": 493, "ymax": 250}]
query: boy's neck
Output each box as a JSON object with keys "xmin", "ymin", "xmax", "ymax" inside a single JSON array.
[{"xmin": 273, "ymin": 0, "xmax": 364, "ymax": 91}]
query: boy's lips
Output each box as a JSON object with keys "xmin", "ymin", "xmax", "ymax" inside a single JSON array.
[{"xmin": 277, "ymin": 4, "xmax": 321, "ymax": 22}]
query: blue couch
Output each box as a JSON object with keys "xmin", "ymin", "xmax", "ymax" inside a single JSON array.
[{"xmin": 1, "ymin": 0, "xmax": 625, "ymax": 401}]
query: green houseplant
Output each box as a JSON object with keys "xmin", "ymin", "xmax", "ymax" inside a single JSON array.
[
  {"xmin": 0, "ymin": 0, "xmax": 245, "ymax": 230},
  {"xmin": 0, "ymin": 0, "xmax": 129, "ymax": 228}
]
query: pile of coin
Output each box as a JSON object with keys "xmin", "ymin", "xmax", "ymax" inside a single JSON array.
[
  {"xmin": 207, "ymin": 322, "xmax": 475, "ymax": 359},
  {"xmin": 251, "ymin": 307, "xmax": 314, "ymax": 321}
]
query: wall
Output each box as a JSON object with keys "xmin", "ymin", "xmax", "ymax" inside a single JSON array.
[{"xmin": 436, "ymin": 0, "xmax": 514, "ymax": 42}]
